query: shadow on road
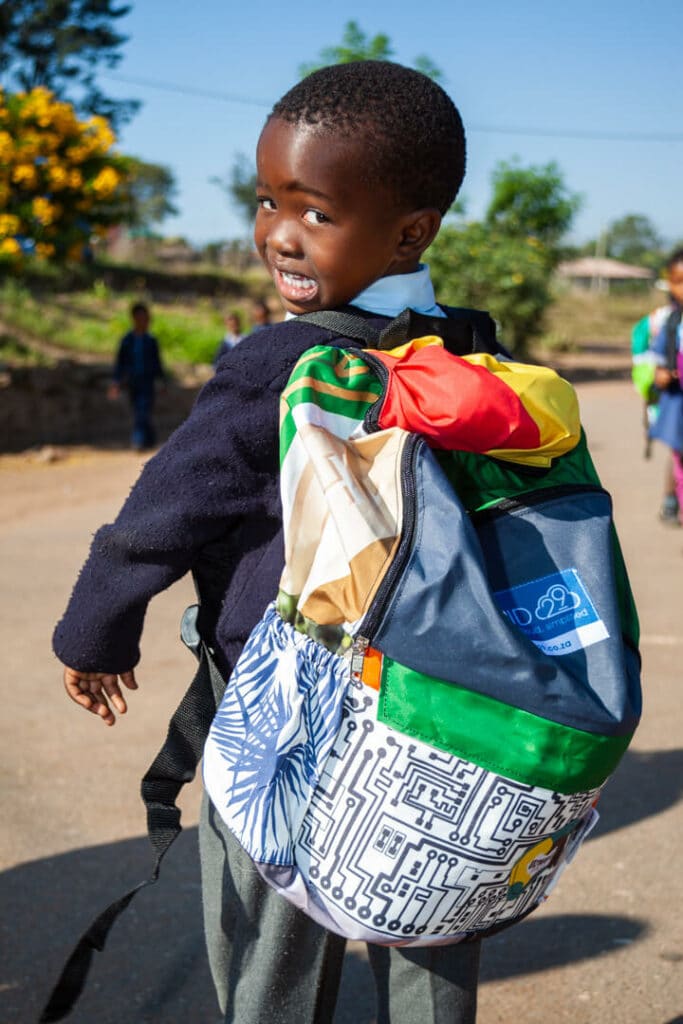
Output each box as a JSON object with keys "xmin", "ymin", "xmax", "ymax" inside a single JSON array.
[
  {"xmin": 590, "ymin": 747, "xmax": 683, "ymax": 840},
  {"xmin": 3, "ymin": 822, "xmax": 654, "ymax": 1024},
  {"xmin": 479, "ymin": 912, "xmax": 647, "ymax": 982}
]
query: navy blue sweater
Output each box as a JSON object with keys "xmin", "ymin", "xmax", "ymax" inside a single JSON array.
[{"xmin": 52, "ymin": 316, "xmax": 387, "ymax": 682}]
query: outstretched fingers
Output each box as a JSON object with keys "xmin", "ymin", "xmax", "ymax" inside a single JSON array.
[{"xmin": 63, "ymin": 668, "xmax": 138, "ymax": 726}]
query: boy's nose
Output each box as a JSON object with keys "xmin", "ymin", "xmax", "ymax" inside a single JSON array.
[{"xmin": 267, "ymin": 218, "xmax": 302, "ymax": 257}]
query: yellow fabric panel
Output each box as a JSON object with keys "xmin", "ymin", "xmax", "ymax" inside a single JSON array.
[{"xmin": 463, "ymin": 353, "xmax": 581, "ymax": 467}]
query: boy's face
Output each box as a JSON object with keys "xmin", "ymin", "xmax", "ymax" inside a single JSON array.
[
  {"xmin": 667, "ymin": 262, "xmax": 683, "ymax": 305},
  {"xmin": 254, "ymin": 117, "xmax": 423, "ymax": 314},
  {"xmin": 133, "ymin": 309, "xmax": 149, "ymax": 333}
]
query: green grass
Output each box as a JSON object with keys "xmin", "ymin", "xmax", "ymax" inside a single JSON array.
[
  {"xmin": 0, "ymin": 275, "xmax": 666, "ymax": 367},
  {"xmin": 0, "ymin": 278, "xmax": 256, "ymax": 366},
  {"xmin": 0, "ymin": 331, "xmax": 52, "ymax": 366},
  {"xmin": 537, "ymin": 285, "xmax": 665, "ymax": 351}
]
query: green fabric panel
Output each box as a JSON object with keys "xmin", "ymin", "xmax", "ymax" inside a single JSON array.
[
  {"xmin": 434, "ymin": 431, "xmax": 601, "ymax": 512},
  {"xmin": 632, "ymin": 362, "xmax": 657, "ymax": 402},
  {"xmin": 378, "ymin": 658, "xmax": 632, "ymax": 793},
  {"xmin": 609, "ymin": 522, "xmax": 641, "ymax": 648},
  {"xmin": 279, "ymin": 346, "xmax": 381, "ymax": 462},
  {"xmin": 631, "ymin": 315, "xmax": 652, "ymax": 356},
  {"xmin": 577, "ymin": 438, "xmax": 640, "ymax": 649}
]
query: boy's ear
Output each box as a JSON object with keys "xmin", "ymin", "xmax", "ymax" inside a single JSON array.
[{"xmin": 396, "ymin": 208, "xmax": 442, "ymax": 260}]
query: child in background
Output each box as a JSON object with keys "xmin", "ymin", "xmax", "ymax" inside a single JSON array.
[
  {"xmin": 109, "ymin": 301, "xmax": 165, "ymax": 450},
  {"xmin": 631, "ymin": 301, "xmax": 678, "ymax": 519},
  {"xmin": 648, "ymin": 249, "xmax": 683, "ymax": 524},
  {"xmin": 213, "ymin": 310, "xmax": 244, "ymax": 366},
  {"xmin": 250, "ymin": 298, "xmax": 272, "ymax": 330},
  {"xmin": 53, "ymin": 62, "xmax": 481, "ymax": 1023}
]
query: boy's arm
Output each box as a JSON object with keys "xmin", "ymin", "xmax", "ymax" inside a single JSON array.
[
  {"xmin": 53, "ymin": 321, "xmax": 338, "ymax": 715},
  {"xmin": 55, "ymin": 355, "xmax": 279, "ymax": 670}
]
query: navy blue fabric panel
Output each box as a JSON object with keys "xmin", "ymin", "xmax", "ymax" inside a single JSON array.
[{"xmin": 370, "ymin": 445, "xmax": 640, "ymax": 736}]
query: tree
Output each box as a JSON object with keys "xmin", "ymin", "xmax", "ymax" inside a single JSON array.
[
  {"xmin": 428, "ymin": 221, "xmax": 553, "ymax": 353},
  {"xmin": 210, "ymin": 154, "xmax": 259, "ymax": 230},
  {"xmin": 0, "ymin": 0, "xmax": 138, "ymax": 130},
  {"xmin": 124, "ymin": 158, "xmax": 178, "ymax": 231},
  {"xmin": 0, "ymin": 86, "xmax": 129, "ymax": 264},
  {"xmin": 428, "ymin": 162, "xmax": 581, "ymax": 353},
  {"xmin": 604, "ymin": 214, "xmax": 663, "ymax": 268},
  {"xmin": 299, "ymin": 20, "xmax": 443, "ymax": 82},
  {"xmin": 486, "ymin": 159, "xmax": 582, "ymax": 260}
]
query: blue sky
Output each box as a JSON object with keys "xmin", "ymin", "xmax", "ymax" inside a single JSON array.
[{"xmin": 100, "ymin": 0, "xmax": 682, "ymax": 248}]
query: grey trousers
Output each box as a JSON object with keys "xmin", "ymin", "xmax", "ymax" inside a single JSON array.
[{"xmin": 199, "ymin": 795, "xmax": 481, "ymax": 1024}]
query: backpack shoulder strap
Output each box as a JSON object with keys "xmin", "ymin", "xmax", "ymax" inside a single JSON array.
[
  {"xmin": 296, "ymin": 304, "xmax": 502, "ymax": 356},
  {"xmin": 295, "ymin": 306, "xmax": 382, "ymax": 346}
]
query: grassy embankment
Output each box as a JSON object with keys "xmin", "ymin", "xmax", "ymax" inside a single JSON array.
[
  {"xmin": 539, "ymin": 285, "xmax": 663, "ymax": 351},
  {"xmin": 0, "ymin": 268, "xmax": 665, "ymax": 369},
  {"xmin": 0, "ymin": 263, "xmax": 273, "ymax": 370}
]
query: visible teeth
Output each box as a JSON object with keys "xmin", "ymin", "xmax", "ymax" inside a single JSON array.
[{"xmin": 281, "ymin": 271, "xmax": 315, "ymax": 288}]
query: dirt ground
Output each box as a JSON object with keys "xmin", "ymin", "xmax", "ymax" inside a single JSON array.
[{"xmin": 1, "ymin": 345, "xmax": 682, "ymax": 1023}]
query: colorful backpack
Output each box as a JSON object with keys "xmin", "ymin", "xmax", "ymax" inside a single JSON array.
[
  {"xmin": 40, "ymin": 308, "xmax": 642, "ymax": 1021},
  {"xmin": 202, "ymin": 312, "xmax": 641, "ymax": 947}
]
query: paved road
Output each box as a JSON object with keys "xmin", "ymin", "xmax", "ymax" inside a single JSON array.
[{"xmin": 1, "ymin": 369, "xmax": 681, "ymax": 1024}]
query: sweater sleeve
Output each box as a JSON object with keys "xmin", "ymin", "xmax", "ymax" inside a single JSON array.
[{"xmin": 52, "ymin": 321, "xmax": 331, "ymax": 673}]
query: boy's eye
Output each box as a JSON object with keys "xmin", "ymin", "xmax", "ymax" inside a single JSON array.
[
  {"xmin": 303, "ymin": 209, "xmax": 329, "ymax": 225},
  {"xmin": 257, "ymin": 197, "xmax": 276, "ymax": 212}
]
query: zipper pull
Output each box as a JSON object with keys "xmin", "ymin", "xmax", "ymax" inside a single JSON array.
[{"xmin": 351, "ymin": 635, "xmax": 370, "ymax": 680}]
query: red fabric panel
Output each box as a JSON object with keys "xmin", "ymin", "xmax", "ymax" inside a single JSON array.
[{"xmin": 373, "ymin": 348, "xmax": 541, "ymax": 451}]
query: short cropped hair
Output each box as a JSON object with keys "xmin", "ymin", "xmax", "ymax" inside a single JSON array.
[
  {"xmin": 666, "ymin": 248, "xmax": 683, "ymax": 270},
  {"xmin": 131, "ymin": 301, "xmax": 149, "ymax": 318},
  {"xmin": 270, "ymin": 61, "xmax": 466, "ymax": 215}
]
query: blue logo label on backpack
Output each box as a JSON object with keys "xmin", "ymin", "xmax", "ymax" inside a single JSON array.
[{"xmin": 494, "ymin": 568, "xmax": 609, "ymax": 656}]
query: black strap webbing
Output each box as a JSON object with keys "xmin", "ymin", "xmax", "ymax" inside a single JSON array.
[
  {"xmin": 296, "ymin": 304, "xmax": 502, "ymax": 357},
  {"xmin": 39, "ymin": 607, "xmax": 221, "ymax": 1022},
  {"xmin": 296, "ymin": 306, "xmax": 382, "ymax": 345}
]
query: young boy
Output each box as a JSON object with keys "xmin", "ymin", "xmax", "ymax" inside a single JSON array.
[
  {"xmin": 109, "ymin": 301, "xmax": 165, "ymax": 450},
  {"xmin": 53, "ymin": 62, "xmax": 480, "ymax": 1023}
]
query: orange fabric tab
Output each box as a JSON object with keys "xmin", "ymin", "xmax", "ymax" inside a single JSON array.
[{"xmin": 361, "ymin": 647, "xmax": 383, "ymax": 690}]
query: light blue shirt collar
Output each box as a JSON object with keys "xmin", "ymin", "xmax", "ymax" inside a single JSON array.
[
  {"xmin": 284, "ymin": 263, "xmax": 444, "ymax": 320},
  {"xmin": 351, "ymin": 263, "xmax": 445, "ymax": 318}
]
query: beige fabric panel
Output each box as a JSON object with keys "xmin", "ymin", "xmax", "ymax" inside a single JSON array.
[{"xmin": 281, "ymin": 424, "xmax": 406, "ymax": 626}]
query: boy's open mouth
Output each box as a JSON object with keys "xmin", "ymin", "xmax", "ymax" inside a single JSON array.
[{"xmin": 275, "ymin": 269, "xmax": 319, "ymax": 303}]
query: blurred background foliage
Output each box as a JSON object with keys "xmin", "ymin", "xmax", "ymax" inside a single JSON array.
[{"xmin": 0, "ymin": 14, "xmax": 679, "ymax": 368}]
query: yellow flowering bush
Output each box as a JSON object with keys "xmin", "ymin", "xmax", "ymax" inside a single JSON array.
[{"xmin": 0, "ymin": 86, "xmax": 130, "ymax": 265}]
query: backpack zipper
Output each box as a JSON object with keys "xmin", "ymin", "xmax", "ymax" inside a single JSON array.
[
  {"xmin": 351, "ymin": 482, "xmax": 610, "ymax": 672},
  {"xmin": 470, "ymin": 483, "xmax": 608, "ymax": 525},
  {"xmin": 354, "ymin": 432, "xmax": 422, "ymax": 649},
  {"xmin": 357, "ymin": 350, "xmax": 389, "ymax": 433}
]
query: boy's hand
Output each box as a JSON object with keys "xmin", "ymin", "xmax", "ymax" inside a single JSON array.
[
  {"xmin": 63, "ymin": 666, "xmax": 138, "ymax": 726},
  {"xmin": 107, "ymin": 383, "xmax": 121, "ymax": 401}
]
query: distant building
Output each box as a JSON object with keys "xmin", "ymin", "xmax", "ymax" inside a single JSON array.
[{"xmin": 557, "ymin": 257, "xmax": 654, "ymax": 293}]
